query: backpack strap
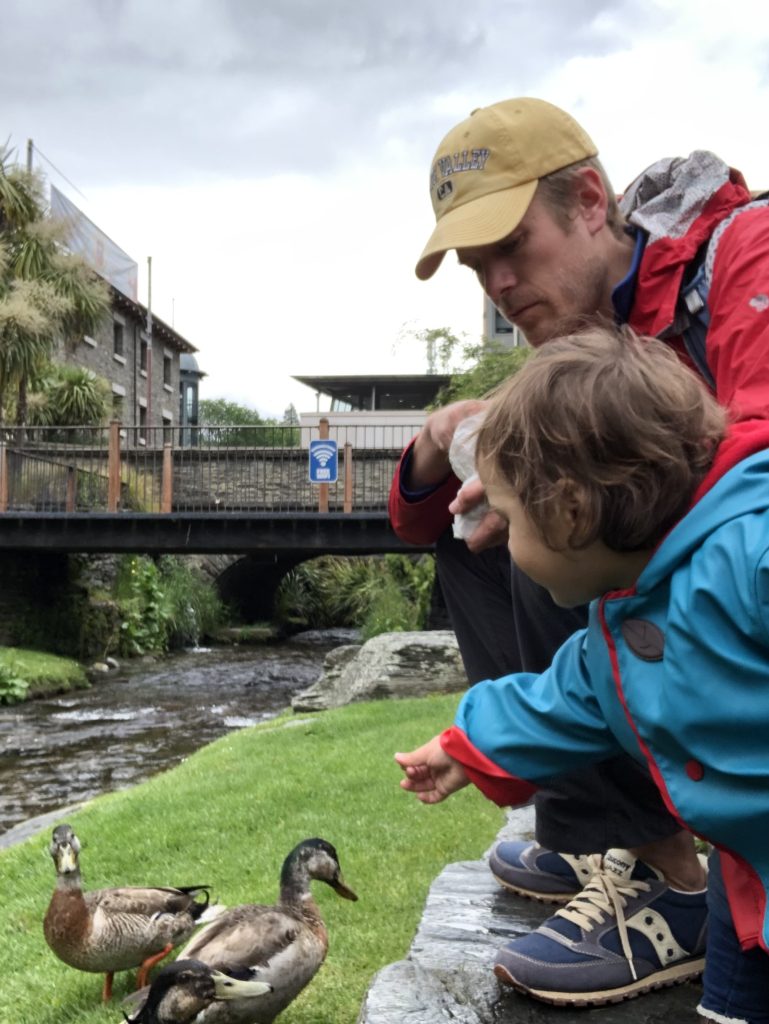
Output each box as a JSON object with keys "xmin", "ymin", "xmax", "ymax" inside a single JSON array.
[{"xmin": 676, "ymin": 198, "xmax": 769, "ymax": 390}]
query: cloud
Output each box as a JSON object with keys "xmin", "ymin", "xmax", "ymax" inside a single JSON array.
[
  {"xmin": 4, "ymin": 0, "xmax": 769, "ymax": 418},
  {"xmin": 4, "ymin": 0, "xmax": 637, "ymax": 185}
]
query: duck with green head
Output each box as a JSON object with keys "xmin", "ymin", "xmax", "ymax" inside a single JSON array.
[
  {"xmin": 176, "ymin": 837, "xmax": 358, "ymax": 1023},
  {"xmin": 125, "ymin": 959, "xmax": 273, "ymax": 1023}
]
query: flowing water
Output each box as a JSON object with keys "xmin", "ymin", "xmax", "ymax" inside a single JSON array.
[{"xmin": 0, "ymin": 630, "xmax": 355, "ymax": 844}]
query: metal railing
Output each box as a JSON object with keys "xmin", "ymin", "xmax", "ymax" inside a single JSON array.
[{"xmin": 0, "ymin": 420, "xmax": 422, "ymax": 514}]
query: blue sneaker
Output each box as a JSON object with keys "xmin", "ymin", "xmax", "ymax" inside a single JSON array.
[
  {"xmin": 494, "ymin": 848, "xmax": 708, "ymax": 1006},
  {"xmin": 489, "ymin": 840, "xmax": 599, "ymax": 904}
]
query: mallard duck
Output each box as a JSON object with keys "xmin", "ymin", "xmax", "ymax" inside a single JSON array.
[
  {"xmin": 43, "ymin": 823, "xmax": 221, "ymax": 1001},
  {"xmin": 176, "ymin": 837, "xmax": 358, "ymax": 1023},
  {"xmin": 125, "ymin": 959, "xmax": 273, "ymax": 1023}
]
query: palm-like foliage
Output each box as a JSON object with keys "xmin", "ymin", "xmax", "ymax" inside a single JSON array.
[
  {"xmin": 0, "ymin": 146, "xmax": 110, "ymax": 425},
  {"xmin": 27, "ymin": 362, "xmax": 110, "ymax": 428}
]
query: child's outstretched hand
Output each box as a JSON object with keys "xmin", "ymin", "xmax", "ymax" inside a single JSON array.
[{"xmin": 395, "ymin": 735, "xmax": 469, "ymax": 804}]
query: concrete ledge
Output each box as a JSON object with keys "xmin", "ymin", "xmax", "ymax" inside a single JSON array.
[{"xmin": 358, "ymin": 807, "xmax": 703, "ymax": 1023}]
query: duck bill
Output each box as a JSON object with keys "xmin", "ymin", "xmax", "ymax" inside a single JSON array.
[
  {"xmin": 211, "ymin": 969, "xmax": 272, "ymax": 1000},
  {"xmin": 331, "ymin": 876, "xmax": 358, "ymax": 901},
  {"xmin": 55, "ymin": 844, "xmax": 79, "ymax": 873}
]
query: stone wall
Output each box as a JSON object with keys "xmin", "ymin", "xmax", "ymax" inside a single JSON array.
[{"xmin": 169, "ymin": 448, "xmax": 400, "ymax": 511}]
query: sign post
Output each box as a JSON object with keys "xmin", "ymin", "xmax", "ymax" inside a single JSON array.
[{"xmin": 309, "ymin": 419, "xmax": 337, "ymax": 512}]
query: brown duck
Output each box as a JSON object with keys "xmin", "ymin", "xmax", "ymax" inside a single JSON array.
[
  {"xmin": 43, "ymin": 823, "xmax": 220, "ymax": 1001},
  {"xmin": 176, "ymin": 837, "xmax": 358, "ymax": 1023}
]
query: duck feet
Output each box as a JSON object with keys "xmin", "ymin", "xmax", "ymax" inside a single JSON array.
[{"xmin": 136, "ymin": 943, "xmax": 174, "ymax": 989}]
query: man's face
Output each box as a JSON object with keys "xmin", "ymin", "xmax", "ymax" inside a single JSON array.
[{"xmin": 456, "ymin": 191, "xmax": 609, "ymax": 347}]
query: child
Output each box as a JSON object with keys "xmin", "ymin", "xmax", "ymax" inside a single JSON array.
[{"xmin": 396, "ymin": 327, "xmax": 769, "ymax": 1023}]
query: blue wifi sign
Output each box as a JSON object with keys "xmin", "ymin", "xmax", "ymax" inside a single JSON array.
[{"xmin": 309, "ymin": 439, "xmax": 338, "ymax": 483}]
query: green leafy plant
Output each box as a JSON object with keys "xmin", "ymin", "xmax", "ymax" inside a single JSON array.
[
  {"xmin": 113, "ymin": 555, "xmax": 225, "ymax": 655},
  {"xmin": 0, "ymin": 147, "xmax": 110, "ymax": 426},
  {"xmin": 198, "ymin": 397, "xmax": 300, "ymax": 447},
  {"xmin": 27, "ymin": 362, "xmax": 110, "ymax": 428},
  {"xmin": 275, "ymin": 554, "xmax": 435, "ymax": 637},
  {"xmin": 115, "ymin": 556, "xmax": 167, "ymax": 655},
  {"xmin": 157, "ymin": 556, "xmax": 225, "ymax": 647},
  {"xmin": 0, "ymin": 660, "xmax": 29, "ymax": 703},
  {"xmin": 431, "ymin": 338, "xmax": 531, "ymax": 407},
  {"xmin": 360, "ymin": 554, "xmax": 435, "ymax": 639}
]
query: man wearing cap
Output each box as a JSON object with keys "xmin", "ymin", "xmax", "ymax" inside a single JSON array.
[{"xmin": 389, "ymin": 97, "xmax": 769, "ymax": 1008}]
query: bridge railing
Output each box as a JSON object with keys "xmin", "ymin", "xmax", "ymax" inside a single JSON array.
[{"xmin": 0, "ymin": 420, "xmax": 423, "ymax": 514}]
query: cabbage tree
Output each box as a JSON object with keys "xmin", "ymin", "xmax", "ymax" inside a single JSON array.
[{"xmin": 0, "ymin": 147, "xmax": 110, "ymax": 425}]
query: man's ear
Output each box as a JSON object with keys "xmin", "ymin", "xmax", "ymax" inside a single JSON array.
[{"xmin": 573, "ymin": 166, "xmax": 608, "ymax": 236}]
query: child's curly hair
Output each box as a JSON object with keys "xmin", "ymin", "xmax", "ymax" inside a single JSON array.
[{"xmin": 476, "ymin": 326, "xmax": 727, "ymax": 552}]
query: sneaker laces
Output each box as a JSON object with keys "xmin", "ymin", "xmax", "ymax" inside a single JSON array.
[{"xmin": 553, "ymin": 862, "xmax": 651, "ymax": 982}]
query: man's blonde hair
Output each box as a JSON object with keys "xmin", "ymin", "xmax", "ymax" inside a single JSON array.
[{"xmin": 476, "ymin": 327, "xmax": 727, "ymax": 551}]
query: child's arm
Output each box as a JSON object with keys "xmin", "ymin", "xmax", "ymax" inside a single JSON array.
[
  {"xmin": 395, "ymin": 736, "xmax": 469, "ymax": 804},
  {"xmin": 397, "ymin": 630, "xmax": 622, "ymax": 809}
]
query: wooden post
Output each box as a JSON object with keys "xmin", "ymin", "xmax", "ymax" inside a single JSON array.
[
  {"xmin": 107, "ymin": 419, "xmax": 121, "ymax": 512},
  {"xmin": 161, "ymin": 442, "xmax": 173, "ymax": 513},
  {"xmin": 0, "ymin": 443, "xmax": 7, "ymax": 513},
  {"xmin": 66, "ymin": 466, "xmax": 76, "ymax": 513},
  {"xmin": 343, "ymin": 442, "xmax": 353, "ymax": 513},
  {"xmin": 318, "ymin": 417, "xmax": 329, "ymax": 514}
]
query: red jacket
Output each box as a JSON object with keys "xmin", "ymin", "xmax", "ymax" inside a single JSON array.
[{"xmin": 389, "ymin": 153, "xmax": 769, "ymax": 543}]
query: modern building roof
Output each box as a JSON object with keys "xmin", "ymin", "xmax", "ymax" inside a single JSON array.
[{"xmin": 292, "ymin": 373, "xmax": 452, "ymax": 411}]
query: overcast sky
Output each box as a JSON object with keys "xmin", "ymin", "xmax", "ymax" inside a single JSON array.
[{"xmin": 3, "ymin": 0, "xmax": 768, "ymax": 416}]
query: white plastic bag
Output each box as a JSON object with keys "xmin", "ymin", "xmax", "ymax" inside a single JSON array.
[{"xmin": 448, "ymin": 412, "xmax": 490, "ymax": 541}]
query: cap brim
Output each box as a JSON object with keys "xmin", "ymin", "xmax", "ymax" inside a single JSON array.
[{"xmin": 415, "ymin": 179, "xmax": 539, "ymax": 281}]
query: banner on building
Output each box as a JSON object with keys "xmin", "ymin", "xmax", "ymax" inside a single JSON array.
[{"xmin": 50, "ymin": 185, "xmax": 138, "ymax": 300}]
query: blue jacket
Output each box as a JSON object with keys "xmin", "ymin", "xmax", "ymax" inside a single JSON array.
[{"xmin": 443, "ymin": 430, "xmax": 769, "ymax": 952}]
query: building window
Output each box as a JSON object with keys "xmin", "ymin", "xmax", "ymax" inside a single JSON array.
[
  {"xmin": 111, "ymin": 383, "xmax": 126, "ymax": 424},
  {"xmin": 163, "ymin": 353, "xmax": 172, "ymax": 387},
  {"xmin": 113, "ymin": 318, "xmax": 125, "ymax": 358},
  {"xmin": 138, "ymin": 401, "xmax": 147, "ymax": 443},
  {"xmin": 140, "ymin": 336, "xmax": 148, "ymax": 374}
]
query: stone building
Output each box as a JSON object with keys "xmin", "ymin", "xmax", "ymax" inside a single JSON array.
[
  {"xmin": 56, "ymin": 285, "xmax": 198, "ymax": 440},
  {"xmin": 50, "ymin": 187, "xmax": 200, "ymax": 439}
]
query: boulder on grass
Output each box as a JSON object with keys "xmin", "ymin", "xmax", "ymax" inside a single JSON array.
[{"xmin": 291, "ymin": 630, "xmax": 466, "ymax": 712}]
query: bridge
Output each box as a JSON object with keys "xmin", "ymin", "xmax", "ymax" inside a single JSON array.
[
  {"xmin": 0, "ymin": 420, "xmax": 437, "ymax": 621},
  {"xmin": 0, "ymin": 420, "xmax": 431, "ymax": 556}
]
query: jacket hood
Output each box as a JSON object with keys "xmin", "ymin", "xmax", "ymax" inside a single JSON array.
[{"xmin": 619, "ymin": 152, "xmax": 752, "ymax": 338}]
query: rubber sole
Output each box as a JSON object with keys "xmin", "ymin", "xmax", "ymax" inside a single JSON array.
[
  {"xmin": 494, "ymin": 956, "xmax": 705, "ymax": 1006},
  {"xmin": 490, "ymin": 870, "xmax": 578, "ymax": 905}
]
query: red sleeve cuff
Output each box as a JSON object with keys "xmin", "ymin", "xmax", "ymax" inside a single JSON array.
[{"xmin": 440, "ymin": 726, "xmax": 538, "ymax": 807}]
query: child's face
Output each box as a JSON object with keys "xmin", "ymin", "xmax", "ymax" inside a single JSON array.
[{"xmin": 482, "ymin": 472, "xmax": 640, "ymax": 608}]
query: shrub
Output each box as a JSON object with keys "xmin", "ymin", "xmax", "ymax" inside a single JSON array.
[
  {"xmin": 360, "ymin": 554, "xmax": 435, "ymax": 639},
  {"xmin": 275, "ymin": 553, "xmax": 435, "ymax": 637},
  {"xmin": 157, "ymin": 556, "xmax": 225, "ymax": 647},
  {"xmin": 115, "ymin": 556, "xmax": 167, "ymax": 656},
  {"xmin": 113, "ymin": 555, "xmax": 225, "ymax": 655},
  {"xmin": 0, "ymin": 661, "xmax": 29, "ymax": 704}
]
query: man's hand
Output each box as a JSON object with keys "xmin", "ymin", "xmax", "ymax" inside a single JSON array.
[
  {"xmin": 448, "ymin": 477, "xmax": 509, "ymax": 553},
  {"xmin": 406, "ymin": 400, "xmax": 487, "ymax": 489},
  {"xmin": 395, "ymin": 736, "xmax": 470, "ymax": 804}
]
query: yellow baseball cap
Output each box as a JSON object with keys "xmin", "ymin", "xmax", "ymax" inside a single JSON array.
[{"xmin": 415, "ymin": 98, "xmax": 598, "ymax": 280}]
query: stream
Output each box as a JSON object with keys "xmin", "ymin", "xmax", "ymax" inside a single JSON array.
[{"xmin": 0, "ymin": 630, "xmax": 354, "ymax": 844}]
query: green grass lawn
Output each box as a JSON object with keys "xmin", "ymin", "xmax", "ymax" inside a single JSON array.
[{"xmin": 0, "ymin": 694, "xmax": 505, "ymax": 1024}]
